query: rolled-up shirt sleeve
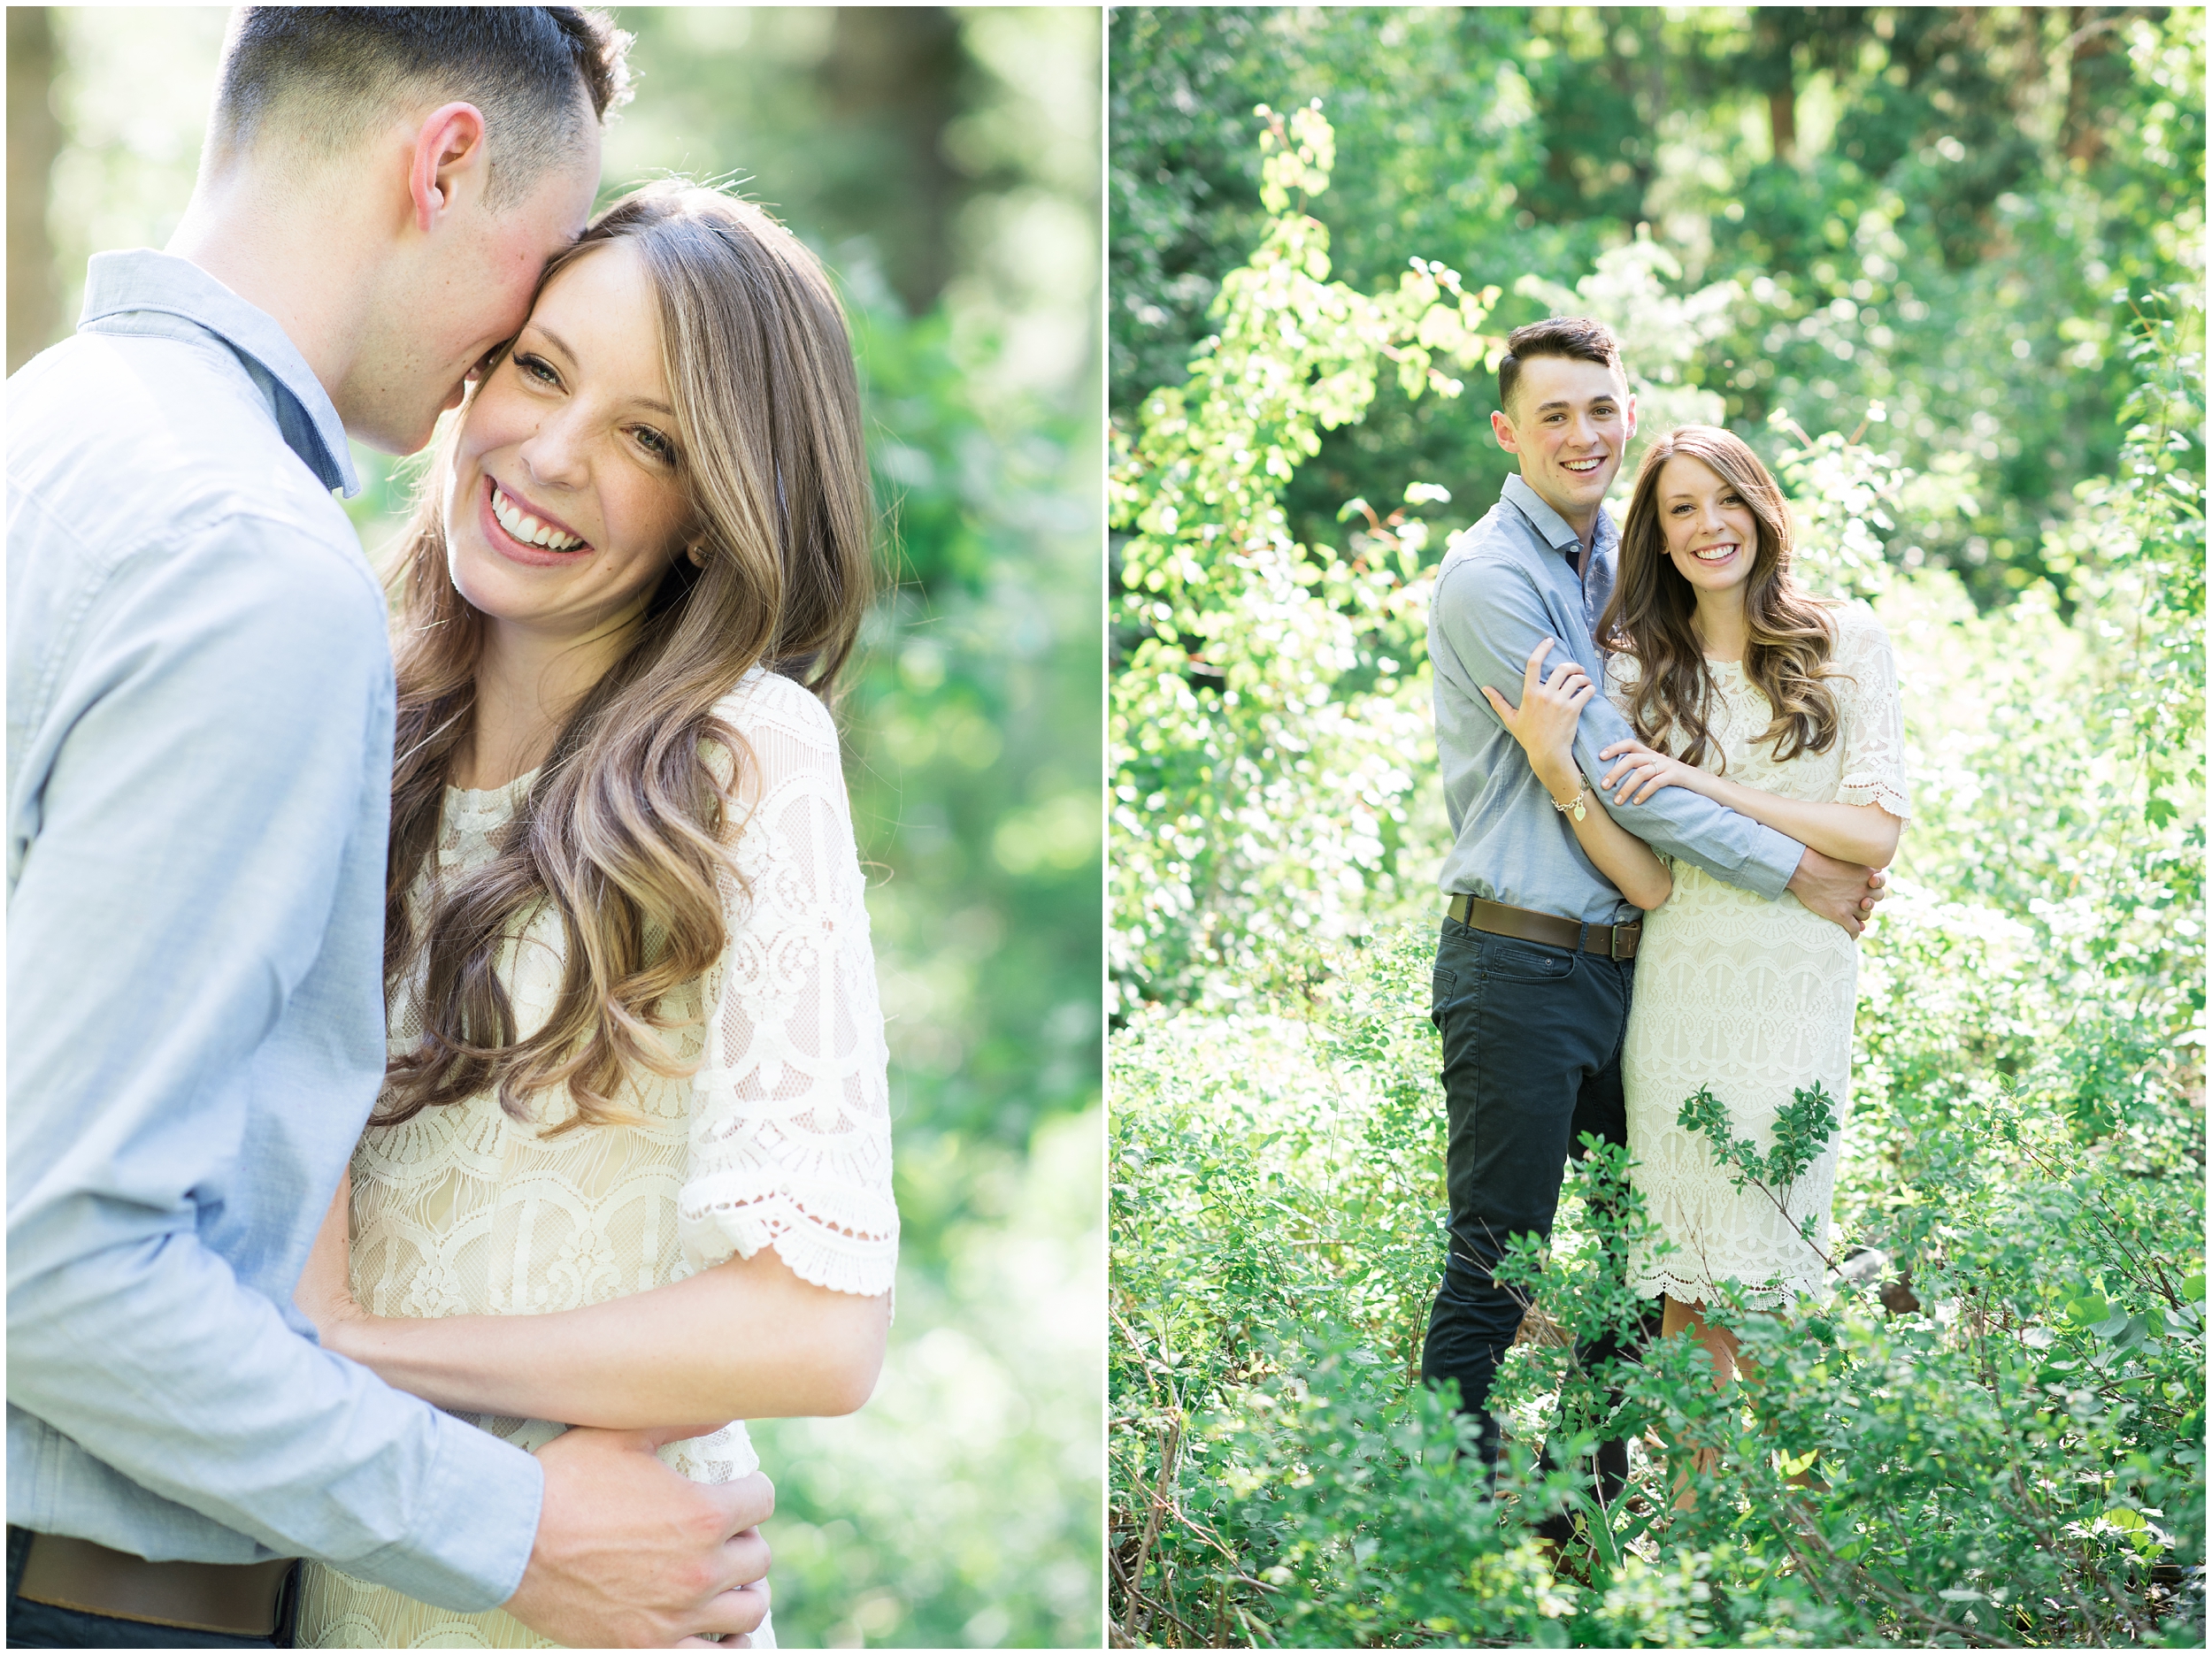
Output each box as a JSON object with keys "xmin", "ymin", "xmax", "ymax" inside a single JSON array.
[
  {"xmin": 1434, "ymin": 554, "xmax": 1804, "ymax": 900},
  {"xmin": 6, "ymin": 513, "xmax": 541, "ymax": 1609}
]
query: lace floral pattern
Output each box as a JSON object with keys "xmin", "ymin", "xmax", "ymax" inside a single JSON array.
[
  {"xmin": 296, "ymin": 669, "xmax": 895, "ymax": 1651},
  {"xmin": 681, "ymin": 678, "xmax": 899, "ymax": 1294},
  {"xmin": 1612, "ymin": 602, "xmax": 1909, "ymax": 1307}
]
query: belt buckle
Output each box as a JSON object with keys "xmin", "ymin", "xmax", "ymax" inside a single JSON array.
[{"xmin": 1609, "ymin": 923, "xmax": 1631, "ymax": 961}]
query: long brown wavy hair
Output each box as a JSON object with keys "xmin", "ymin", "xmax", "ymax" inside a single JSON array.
[
  {"xmin": 376, "ymin": 181, "xmax": 874, "ymax": 1133},
  {"xmin": 1597, "ymin": 425, "xmax": 1842, "ymax": 773}
]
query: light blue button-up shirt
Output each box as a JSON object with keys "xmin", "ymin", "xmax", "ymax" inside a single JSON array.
[
  {"xmin": 6, "ymin": 250, "xmax": 541, "ymax": 1609},
  {"xmin": 1430, "ymin": 472, "xmax": 1804, "ymax": 923}
]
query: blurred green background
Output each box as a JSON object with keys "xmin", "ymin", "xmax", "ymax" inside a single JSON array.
[
  {"xmin": 1110, "ymin": 4, "xmax": 2199, "ymax": 617},
  {"xmin": 7, "ymin": 7, "xmax": 1102, "ymax": 1646}
]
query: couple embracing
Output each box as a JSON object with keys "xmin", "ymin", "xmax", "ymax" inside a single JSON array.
[
  {"xmin": 1421, "ymin": 318, "xmax": 1910, "ymax": 1526},
  {"xmin": 11, "ymin": 10, "xmax": 894, "ymax": 1648}
]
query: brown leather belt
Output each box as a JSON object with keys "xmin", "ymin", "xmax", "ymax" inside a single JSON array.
[
  {"xmin": 1447, "ymin": 893, "xmax": 1641, "ymax": 961},
  {"xmin": 12, "ymin": 1529, "xmax": 295, "ymax": 1639}
]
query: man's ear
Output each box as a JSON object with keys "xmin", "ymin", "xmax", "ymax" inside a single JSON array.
[
  {"xmin": 408, "ymin": 102, "xmax": 489, "ymax": 234},
  {"xmin": 1621, "ymin": 389, "xmax": 1639, "ymax": 444},
  {"xmin": 1491, "ymin": 408, "xmax": 1520, "ymax": 455}
]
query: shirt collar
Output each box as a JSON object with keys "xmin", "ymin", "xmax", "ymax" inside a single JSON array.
[
  {"xmin": 78, "ymin": 249, "xmax": 359, "ymax": 498},
  {"xmin": 1502, "ymin": 471, "xmax": 1616, "ymax": 566}
]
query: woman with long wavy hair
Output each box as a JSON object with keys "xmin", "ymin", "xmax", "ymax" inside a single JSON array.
[
  {"xmin": 1490, "ymin": 424, "xmax": 1909, "ymax": 1491},
  {"xmin": 288, "ymin": 181, "xmax": 896, "ymax": 1648}
]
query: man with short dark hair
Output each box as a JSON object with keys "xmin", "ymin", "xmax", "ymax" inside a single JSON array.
[
  {"xmin": 8, "ymin": 11, "xmax": 773, "ymax": 1646},
  {"xmin": 209, "ymin": 6, "xmax": 627, "ymax": 211},
  {"xmin": 1420, "ymin": 317, "xmax": 1884, "ymax": 1526}
]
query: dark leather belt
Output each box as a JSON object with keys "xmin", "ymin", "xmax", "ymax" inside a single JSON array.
[
  {"xmin": 1447, "ymin": 892, "xmax": 1641, "ymax": 961},
  {"xmin": 11, "ymin": 1529, "xmax": 295, "ymax": 1639}
]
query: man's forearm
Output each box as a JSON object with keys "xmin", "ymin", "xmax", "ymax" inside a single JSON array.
[
  {"xmin": 7, "ymin": 1227, "xmax": 543, "ymax": 1607},
  {"xmin": 5, "ymin": 529, "xmax": 541, "ymax": 1607},
  {"xmin": 1571, "ymin": 716, "xmax": 1803, "ymax": 898},
  {"xmin": 330, "ymin": 1246, "xmax": 888, "ymax": 1429},
  {"xmin": 1687, "ymin": 774, "xmax": 1901, "ymax": 869},
  {"xmin": 1436, "ymin": 563, "xmax": 1806, "ymax": 900}
]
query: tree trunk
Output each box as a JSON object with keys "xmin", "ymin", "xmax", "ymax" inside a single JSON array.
[
  {"xmin": 2062, "ymin": 6, "xmax": 2116, "ymax": 165},
  {"xmin": 8, "ymin": 7, "xmax": 64, "ymax": 373},
  {"xmin": 818, "ymin": 5, "xmax": 964, "ymax": 315},
  {"xmin": 1755, "ymin": 12, "xmax": 1796, "ymax": 162}
]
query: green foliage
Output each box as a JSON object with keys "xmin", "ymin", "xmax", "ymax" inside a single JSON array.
[
  {"xmin": 1677, "ymin": 1082, "xmax": 1839, "ymax": 1216},
  {"xmin": 1110, "ymin": 104, "xmax": 1498, "ymax": 1009},
  {"xmin": 1110, "ymin": 101, "xmax": 2203, "ymax": 1648},
  {"xmin": 758, "ymin": 1112, "xmax": 1101, "ymax": 1648},
  {"xmin": 1110, "ymin": 6, "xmax": 2206, "ymax": 611},
  {"xmin": 753, "ymin": 270, "xmax": 1104, "ymax": 1647}
]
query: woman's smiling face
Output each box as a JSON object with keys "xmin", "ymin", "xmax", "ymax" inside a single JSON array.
[
  {"xmin": 1656, "ymin": 453, "xmax": 1762, "ymax": 601},
  {"xmin": 444, "ymin": 240, "xmax": 695, "ymax": 644}
]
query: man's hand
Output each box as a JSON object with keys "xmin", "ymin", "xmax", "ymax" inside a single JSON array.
[
  {"xmin": 506, "ymin": 1425, "xmax": 773, "ymax": 1649},
  {"xmin": 1786, "ymin": 846, "xmax": 1888, "ymax": 937}
]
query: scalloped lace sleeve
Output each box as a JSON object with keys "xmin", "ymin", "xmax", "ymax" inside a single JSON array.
[
  {"xmin": 677, "ymin": 672, "xmax": 898, "ymax": 1297},
  {"xmin": 1832, "ymin": 604, "xmax": 1911, "ymax": 819}
]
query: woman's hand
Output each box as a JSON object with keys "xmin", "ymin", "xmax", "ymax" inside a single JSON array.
[
  {"xmin": 1482, "ymin": 638, "xmax": 1594, "ymax": 793},
  {"xmin": 1598, "ymin": 737, "xmax": 1710, "ymax": 806},
  {"xmin": 294, "ymin": 1168, "xmax": 369, "ymax": 1349}
]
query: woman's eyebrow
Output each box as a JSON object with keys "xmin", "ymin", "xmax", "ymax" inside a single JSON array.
[{"xmin": 526, "ymin": 322, "xmax": 676, "ymax": 416}]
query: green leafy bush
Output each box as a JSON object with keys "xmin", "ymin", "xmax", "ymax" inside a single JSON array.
[{"xmin": 1110, "ymin": 107, "xmax": 2203, "ymax": 1648}]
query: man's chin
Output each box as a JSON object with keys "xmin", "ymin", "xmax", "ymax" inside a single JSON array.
[
  {"xmin": 1558, "ymin": 467, "xmax": 1617, "ymax": 501},
  {"xmin": 353, "ymin": 404, "xmax": 456, "ymax": 459}
]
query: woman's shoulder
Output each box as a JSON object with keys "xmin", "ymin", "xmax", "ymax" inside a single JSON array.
[
  {"xmin": 1814, "ymin": 596, "xmax": 1893, "ymax": 658},
  {"xmin": 712, "ymin": 664, "xmax": 841, "ymax": 751}
]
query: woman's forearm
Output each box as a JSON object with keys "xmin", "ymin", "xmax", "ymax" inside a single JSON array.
[
  {"xmin": 327, "ymin": 1245, "xmax": 889, "ymax": 1429},
  {"xmin": 1697, "ymin": 774, "xmax": 1901, "ymax": 868},
  {"xmin": 1533, "ymin": 752, "xmax": 1672, "ymax": 911}
]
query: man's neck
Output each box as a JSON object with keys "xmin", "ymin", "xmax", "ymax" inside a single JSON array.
[
  {"xmin": 1515, "ymin": 471, "xmax": 1601, "ymax": 559},
  {"xmin": 165, "ymin": 165, "xmax": 386, "ymax": 425}
]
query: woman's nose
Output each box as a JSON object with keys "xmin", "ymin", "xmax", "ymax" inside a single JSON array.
[{"xmin": 518, "ymin": 410, "xmax": 589, "ymax": 487}]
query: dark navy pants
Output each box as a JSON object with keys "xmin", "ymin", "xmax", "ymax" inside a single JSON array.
[{"xmin": 1418, "ymin": 916, "xmax": 1653, "ymax": 1490}]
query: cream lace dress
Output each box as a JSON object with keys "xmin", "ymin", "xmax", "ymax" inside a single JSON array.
[
  {"xmin": 296, "ymin": 668, "xmax": 897, "ymax": 1649},
  {"xmin": 1615, "ymin": 602, "xmax": 1908, "ymax": 1308}
]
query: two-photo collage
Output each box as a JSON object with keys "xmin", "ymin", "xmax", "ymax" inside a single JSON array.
[{"xmin": 4, "ymin": 5, "xmax": 2202, "ymax": 1651}]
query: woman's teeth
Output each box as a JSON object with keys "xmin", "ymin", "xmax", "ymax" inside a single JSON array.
[
  {"xmin": 1694, "ymin": 542, "xmax": 1739, "ymax": 563},
  {"xmin": 491, "ymin": 484, "xmax": 585, "ymax": 551}
]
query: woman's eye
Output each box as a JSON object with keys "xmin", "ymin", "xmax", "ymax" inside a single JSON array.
[
  {"xmin": 515, "ymin": 354, "xmax": 559, "ymax": 387},
  {"xmin": 635, "ymin": 426, "xmax": 674, "ymax": 461}
]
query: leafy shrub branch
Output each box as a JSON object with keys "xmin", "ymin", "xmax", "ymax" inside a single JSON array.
[{"xmin": 1676, "ymin": 1081, "xmax": 1842, "ymax": 1272}]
